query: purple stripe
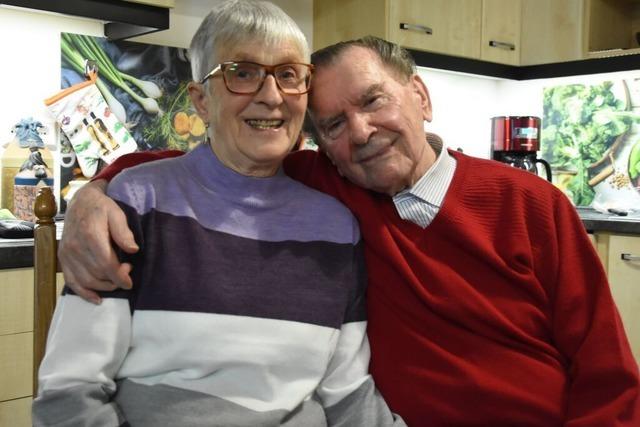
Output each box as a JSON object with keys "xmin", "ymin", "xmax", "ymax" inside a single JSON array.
[
  {"xmin": 121, "ymin": 206, "xmax": 366, "ymax": 329},
  {"xmin": 108, "ymin": 148, "xmax": 359, "ymax": 245}
]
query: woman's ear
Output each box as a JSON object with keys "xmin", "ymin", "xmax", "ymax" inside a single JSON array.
[
  {"xmin": 188, "ymin": 81, "xmax": 209, "ymax": 120},
  {"xmin": 411, "ymin": 74, "xmax": 432, "ymax": 123}
]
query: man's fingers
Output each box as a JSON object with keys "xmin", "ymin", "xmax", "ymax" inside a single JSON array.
[
  {"xmin": 108, "ymin": 206, "xmax": 139, "ymax": 254},
  {"xmin": 107, "ymin": 262, "xmax": 134, "ymax": 290},
  {"xmin": 61, "ymin": 268, "xmax": 102, "ymax": 305},
  {"xmin": 69, "ymin": 286, "xmax": 102, "ymax": 306}
]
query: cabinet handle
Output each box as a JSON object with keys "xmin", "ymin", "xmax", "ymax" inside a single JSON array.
[
  {"xmin": 621, "ymin": 253, "xmax": 640, "ymax": 261},
  {"xmin": 489, "ymin": 40, "xmax": 516, "ymax": 51},
  {"xmin": 399, "ymin": 23, "xmax": 433, "ymax": 35}
]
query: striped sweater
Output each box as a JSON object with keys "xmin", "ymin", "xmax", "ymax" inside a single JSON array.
[{"xmin": 33, "ymin": 143, "xmax": 403, "ymax": 427}]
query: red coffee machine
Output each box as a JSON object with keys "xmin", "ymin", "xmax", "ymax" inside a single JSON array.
[{"xmin": 491, "ymin": 116, "xmax": 551, "ymax": 181}]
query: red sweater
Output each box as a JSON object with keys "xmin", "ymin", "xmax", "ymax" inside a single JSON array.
[{"xmin": 96, "ymin": 148, "xmax": 639, "ymax": 426}]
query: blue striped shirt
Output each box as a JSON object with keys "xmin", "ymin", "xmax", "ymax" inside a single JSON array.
[{"xmin": 392, "ymin": 134, "xmax": 457, "ymax": 228}]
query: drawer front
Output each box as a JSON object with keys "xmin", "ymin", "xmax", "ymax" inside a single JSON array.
[
  {"xmin": 607, "ymin": 234, "xmax": 640, "ymax": 362},
  {"xmin": 0, "ymin": 397, "xmax": 31, "ymax": 427},
  {"xmin": 0, "ymin": 332, "xmax": 33, "ymax": 401},
  {"xmin": 389, "ymin": 0, "xmax": 482, "ymax": 58},
  {"xmin": 0, "ymin": 269, "xmax": 33, "ymax": 335}
]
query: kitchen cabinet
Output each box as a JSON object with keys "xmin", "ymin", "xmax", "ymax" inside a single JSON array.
[
  {"xmin": 313, "ymin": 0, "xmax": 482, "ymax": 59},
  {"xmin": 585, "ymin": 0, "xmax": 640, "ymax": 58},
  {"xmin": 481, "ymin": 0, "xmax": 520, "ymax": 65},
  {"xmin": 594, "ymin": 232, "xmax": 640, "ymax": 362},
  {"xmin": 519, "ymin": 0, "xmax": 584, "ymax": 65},
  {"xmin": 388, "ymin": 0, "xmax": 482, "ymax": 59},
  {"xmin": 0, "ymin": 268, "xmax": 64, "ymax": 426},
  {"xmin": 313, "ymin": 0, "xmax": 584, "ymax": 66},
  {"xmin": 0, "ymin": 397, "xmax": 31, "ymax": 427}
]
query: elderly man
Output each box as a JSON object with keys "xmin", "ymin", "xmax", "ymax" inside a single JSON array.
[{"xmin": 60, "ymin": 36, "xmax": 639, "ymax": 426}]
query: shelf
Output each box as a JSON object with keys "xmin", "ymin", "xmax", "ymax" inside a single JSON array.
[{"xmin": 0, "ymin": 0, "xmax": 170, "ymax": 40}]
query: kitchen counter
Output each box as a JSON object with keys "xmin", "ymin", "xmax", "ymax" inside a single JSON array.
[
  {"xmin": 576, "ymin": 207, "xmax": 640, "ymax": 235},
  {"xmin": 0, "ymin": 222, "xmax": 63, "ymax": 269},
  {"xmin": 1, "ymin": 212, "xmax": 639, "ymax": 270}
]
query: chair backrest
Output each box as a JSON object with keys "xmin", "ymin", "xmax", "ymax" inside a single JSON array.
[{"xmin": 33, "ymin": 186, "xmax": 59, "ymax": 397}]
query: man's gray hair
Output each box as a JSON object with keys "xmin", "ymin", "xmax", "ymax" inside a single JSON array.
[
  {"xmin": 190, "ymin": 0, "xmax": 310, "ymax": 83},
  {"xmin": 311, "ymin": 36, "xmax": 416, "ymax": 83},
  {"xmin": 304, "ymin": 36, "xmax": 417, "ymax": 143}
]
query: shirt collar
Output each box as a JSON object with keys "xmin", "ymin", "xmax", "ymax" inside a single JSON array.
[{"xmin": 393, "ymin": 133, "xmax": 456, "ymax": 208}]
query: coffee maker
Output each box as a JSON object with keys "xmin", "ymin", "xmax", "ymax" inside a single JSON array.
[{"xmin": 491, "ymin": 116, "xmax": 552, "ymax": 181}]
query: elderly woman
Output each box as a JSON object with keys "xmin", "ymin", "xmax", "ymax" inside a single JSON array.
[{"xmin": 32, "ymin": 1, "xmax": 403, "ymax": 426}]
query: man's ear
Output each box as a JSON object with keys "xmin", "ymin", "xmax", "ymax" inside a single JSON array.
[
  {"xmin": 411, "ymin": 74, "xmax": 432, "ymax": 122},
  {"xmin": 188, "ymin": 81, "xmax": 209, "ymax": 120}
]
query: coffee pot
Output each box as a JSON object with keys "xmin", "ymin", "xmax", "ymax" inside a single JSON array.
[{"xmin": 491, "ymin": 116, "xmax": 552, "ymax": 181}]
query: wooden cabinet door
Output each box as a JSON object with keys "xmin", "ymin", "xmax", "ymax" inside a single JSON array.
[
  {"xmin": 313, "ymin": 0, "xmax": 387, "ymax": 50},
  {"xmin": 606, "ymin": 234, "xmax": 640, "ymax": 362},
  {"xmin": 0, "ymin": 269, "xmax": 33, "ymax": 336},
  {"xmin": 520, "ymin": 0, "xmax": 584, "ymax": 65},
  {"xmin": 0, "ymin": 332, "xmax": 33, "ymax": 401},
  {"xmin": 0, "ymin": 397, "xmax": 31, "ymax": 427},
  {"xmin": 481, "ymin": 0, "xmax": 521, "ymax": 65},
  {"xmin": 388, "ymin": 0, "xmax": 482, "ymax": 58}
]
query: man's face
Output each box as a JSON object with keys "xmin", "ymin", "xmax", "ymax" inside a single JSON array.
[{"xmin": 309, "ymin": 46, "xmax": 434, "ymax": 195}]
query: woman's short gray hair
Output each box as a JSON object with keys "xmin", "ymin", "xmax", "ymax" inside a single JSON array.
[{"xmin": 190, "ymin": 0, "xmax": 310, "ymax": 83}]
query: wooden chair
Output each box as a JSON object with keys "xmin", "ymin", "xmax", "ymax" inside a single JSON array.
[{"xmin": 32, "ymin": 186, "xmax": 59, "ymax": 397}]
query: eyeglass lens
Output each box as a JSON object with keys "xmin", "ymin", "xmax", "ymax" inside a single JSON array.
[{"xmin": 222, "ymin": 62, "xmax": 311, "ymax": 94}]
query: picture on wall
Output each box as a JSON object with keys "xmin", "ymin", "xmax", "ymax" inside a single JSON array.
[
  {"xmin": 541, "ymin": 77, "xmax": 640, "ymax": 209},
  {"xmin": 56, "ymin": 32, "xmax": 206, "ymax": 211}
]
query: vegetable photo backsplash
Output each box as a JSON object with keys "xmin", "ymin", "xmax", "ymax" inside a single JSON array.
[
  {"xmin": 541, "ymin": 77, "xmax": 640, "ymax": 209},
  {"xmin": 57, "ymin": 32, "xmax": 206, "ymax": 211}
]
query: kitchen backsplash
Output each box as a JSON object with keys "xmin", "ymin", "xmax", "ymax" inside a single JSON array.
[{"xmin": 0, "ymin": 3, "xmax": 638, "ymax": 212}]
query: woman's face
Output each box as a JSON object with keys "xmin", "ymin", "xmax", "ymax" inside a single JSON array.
[{"xmin": 189, "ymin": 39, "xmax": 308, "ymax": 177}]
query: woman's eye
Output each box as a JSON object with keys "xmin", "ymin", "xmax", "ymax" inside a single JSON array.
[
  {"xmin": 235, "ymin": 70, "xmax": 254, "ymax": 80},
  {"xmin": 277, "ymin": 68, "xmax": 298, "ymax": 81}
]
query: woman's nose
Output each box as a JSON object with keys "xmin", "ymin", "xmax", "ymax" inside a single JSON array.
[{"xmin": 253, "ymin": 74, "xmax": 283, "ymax": 105}]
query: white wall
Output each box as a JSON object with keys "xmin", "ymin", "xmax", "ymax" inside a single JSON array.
[
  {"xmin": 0, "ymin": 1, "xmax": 312, "ymax": 146},
  {"xmin": 0, "ymin": 1, "xmax": 637, "ymax": 170},
  {"xmin": 420, "ymin": 66, "xmax": 640, "ymax": 160}
]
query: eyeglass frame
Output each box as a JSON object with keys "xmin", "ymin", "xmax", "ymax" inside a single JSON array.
[{"xmin": 198, "ymin": 61, "xmax": 315, "ymax": 95}]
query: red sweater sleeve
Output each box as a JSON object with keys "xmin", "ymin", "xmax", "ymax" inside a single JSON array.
[
  {"xmin": 92, "ymin": 150, "xmax": 186, "ymax": 182},
  {"xmin": 547, "ymin": 192, "xmax": 639, "ymax": 425}
]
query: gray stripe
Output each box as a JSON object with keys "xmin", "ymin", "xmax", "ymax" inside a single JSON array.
[
  {"xmin": 115, "ymin": 379, "xmax": 328, "ymax": 427},
  {"xmin": 324, "ymin": 378, "xmax": 406, "ymax": 427},
  {"xmin": 33, "ymin": 384, "xmax": 126, "ymax": 427}
]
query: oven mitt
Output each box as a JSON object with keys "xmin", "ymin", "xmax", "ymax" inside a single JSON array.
[
  {"xmin": 0, "ymin": 219, "xmax": 35, "ymax": 238},
  {"xmin": 44, "ymin": 71, "xmax": 137, "ymax": 177}
]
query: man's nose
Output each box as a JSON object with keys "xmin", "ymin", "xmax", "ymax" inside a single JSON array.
[
  {"xmin": 349, "ymin": 113, "xmax": 375, "ymax": 145},
  {"xmin": 254, "ymin": 74, "xmax": 283, "ymax": 106}
]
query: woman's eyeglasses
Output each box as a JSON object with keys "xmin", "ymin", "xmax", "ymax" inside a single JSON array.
[{"xmin": 199, "ymin": 61, "xmax": 314, "ymax": 95}]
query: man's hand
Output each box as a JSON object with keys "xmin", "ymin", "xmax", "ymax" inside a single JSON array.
[{"xmin": 58, "ymin": 179, "xmax": 139, "ymax": 304}]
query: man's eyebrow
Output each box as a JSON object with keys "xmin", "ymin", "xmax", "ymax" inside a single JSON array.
[
  {"xmin": 316, "ymin": 83, "xmax": 386, "ymax": 130},
  {"xmin": 359, "ymin": 83, "xmax": 385, "ymax": 104}
]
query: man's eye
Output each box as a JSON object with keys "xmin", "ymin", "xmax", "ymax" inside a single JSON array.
[
  {"xmin": 326, "ymin": 120, "xmax": 346, "ymax": 139},
  {"xmin": 365, "ymin": 96, "xmax": 382, "ymax": 107}
]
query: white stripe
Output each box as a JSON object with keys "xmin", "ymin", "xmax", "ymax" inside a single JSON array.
[
  {"xmin": 316, "ymin": 321, "xmax": 371, "ymax": 407},
  {"xmin": 119, "ymin": 311, "xmax": 364, "ymax": 412},
  {"xmin": 38, "ymin": 295, "xmax": 131, "ymax": 395}
]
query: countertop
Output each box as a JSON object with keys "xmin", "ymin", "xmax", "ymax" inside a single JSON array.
[
  {"xmin": 0, "ymin": 222, "xmax": 63, "ymax": 270},
  {"xmin": 1, "ymin": 210, "xmax": 639, "ymax": 270},
  {"xmin": 576, "ymin": 207, "xmax": 640, "ymax": 234}
]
